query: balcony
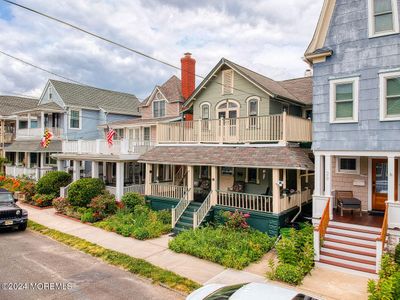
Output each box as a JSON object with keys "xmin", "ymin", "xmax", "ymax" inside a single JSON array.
[
  {"xmin": 16, "ymin": 127, "xmax": 63, "ymax": 140},
  {"xmin": 62, "ymin": 139, "xmax": 154, "ymax": 156},
  {"xmin": 156, "ymin": 112, "xmax": 312, "ymax": 144}
]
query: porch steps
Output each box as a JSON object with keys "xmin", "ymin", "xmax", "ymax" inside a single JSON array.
[
  {"xmin": 173, "ymin": 202, "xmax": 211, "ymax": 234},
  {"xmin": 319, "ymin": 221, "xmax": 380, "ymax": 275}
]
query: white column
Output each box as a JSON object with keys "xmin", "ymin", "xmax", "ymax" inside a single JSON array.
[
  {"xmin": 40, "ymin": 153, "xmax": 46, "ymax": 168},
  {"xmin": 116, "ymin": 162, "xmax": 124, "ymax": 200},
  {"xmin": 272, "ymin": 168, "xmax": 281, "ymax": 213},
  {"xmin": 25, "ymin": 152, "xmax": 30, "ymax": 168},
  {"xmin": 388, "ymin": 155, "xmax": 395, "ymax": 202},
  {"xmin": 314, "ymin": 154, "xmax": 324, "ymax": 196},
  {"xmin": 324, "ymin": 155, "xmax": 333, "ymax": 219},
  {"xmin": 92, "ymin": 161, "xmax": 99, "ymax": 178},
  {"xmin": 73, "ymin": 160, "xmax": 81, "ymax": 181},
  {"xmin": 57, "ymin": 160, "xmax": 63, "ymax": 171},
  {"xmin": 16, "ymin": 115, "xmax": 19, "ymax": 131},
  {"xmin": 102, "ymin": 162, "xmax": 107, "ymax": 181},
  {"xmin": 187, "ymin": 165, "xmax": 194, "ymax": 201},
  {"xmin": 41, "ymin": 111, "xmax": 45, "ymax": 130},
  {"xmin": 145, "ymin": 163, "xmax": 152, "ymax": 195},
  {"xmin": 297, "ymin": 169, "xmax": 301, "ymax": 192},
  {"xmin": 211, "ymin": 166, "xmax": 218, "ymax": 205},
  {"xmin": 27, "ymin": 113, "xmax": 31, "ymax": 132},
  {"xmin": 15, "ymin": 152, "xmax": 19, "ymax": 165}
]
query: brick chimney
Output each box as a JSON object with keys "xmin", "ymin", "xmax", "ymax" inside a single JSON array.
[{"xmin": 181, "ymin": 53, "xmax": 196, "ymax": 100}]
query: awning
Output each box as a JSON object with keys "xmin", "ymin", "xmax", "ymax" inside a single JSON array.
[
  {"xmin": 5, "ymin": 141, "xmax": 62, "ymax": 153},
  {"xmin": 139, "ymin": 145, "xmax": 314, "ymax": 170}
]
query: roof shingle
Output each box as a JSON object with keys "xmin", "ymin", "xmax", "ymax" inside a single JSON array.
[{"xmin": 0, "ymin": 96, "xmax": 39, "ymax": 116}]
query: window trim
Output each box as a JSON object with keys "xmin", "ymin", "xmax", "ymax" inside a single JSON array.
[
  {"xmin": 379, "ymin": 71, "xmax": 400, "ymax": 121},
  {"xmin": 329, "ymin": 77, "xmax": 359, "ymax": 123},
  {"xmin": 69, "ymin": 109, "xmax": 82, "ymax": 130},
  {"xmin": 200, "ymin": 102, "xmax": 211, "ymax": 120},
  {"xmin": 152, "ymin": 99, "xmax": 166, "ymax": 118},
  {"xmin": 336, "ymin": 156, "xmax": 360, "ymax": 174},
  {"xmin": 368, "ymin": 0, "xmax": 400, "ymax": 38},
  {"xmin": 216, "ymin": 99, "xmax": 240, "ymax": 119},
  {"xmin": 246, "ymin": 168, "xmax": 260, "ymax": 184},
  {"xmin": 246, "ymin": 96, "xmax": 260, "ymax": 117}
]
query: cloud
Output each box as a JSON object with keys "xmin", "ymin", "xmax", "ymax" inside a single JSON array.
[{"xmin": 0, "ymin": 0, "xmax": 323, "ymax": 100}]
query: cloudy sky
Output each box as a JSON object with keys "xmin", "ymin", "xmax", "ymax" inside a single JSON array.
[{"xmin": 0, "ymin": 0, "xmax": 323, "ymax": 101}]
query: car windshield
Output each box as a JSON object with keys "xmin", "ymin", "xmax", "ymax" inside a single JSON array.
[
  {"xmin": 0, "ymin": 193, "xmax": 14, "ymax": 203},
  {"xmin": 292, "ymin": 294, "xmax": 319, "ymax": 300},
  {"xmin": 204, "ymin": 284, "xmax": 247, "ymax": 300}
]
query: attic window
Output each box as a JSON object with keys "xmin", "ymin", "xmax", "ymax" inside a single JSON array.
[
  {"xmin": 368, "ymin": 0, "xmax": 399, "ymax": 37},
  {"xmin": 222, "ymin": 69, "xmax": 234, "ymax": 95},
  {"xmin": 153, "ymin": 100, "xmax": 166, "ymax": 118},
  {"xmin": 49, "ymin": 87, "xmax": 53, "ymax": 100}
]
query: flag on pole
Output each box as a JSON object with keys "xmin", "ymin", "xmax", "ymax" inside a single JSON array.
[
  {"xmin": 106, "ymin": 127, "xmax": 116, "ymax": 146},
  {"xmin": 40, "ymin": 129, "xmax": 54, "ymax": 148}
]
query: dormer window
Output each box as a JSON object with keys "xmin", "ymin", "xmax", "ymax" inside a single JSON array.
[
  {"xmin": 153, "ymin": 100, "xmax": 166, "ymax": 118},
  {"xmin": 368, "ymin": 0, "xmax": 399, "ymax": 37}
]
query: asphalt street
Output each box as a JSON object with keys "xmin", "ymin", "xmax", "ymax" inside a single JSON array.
[{"xmin": 0, "ymin": 229, "xmax": 183, "ymax": 300}]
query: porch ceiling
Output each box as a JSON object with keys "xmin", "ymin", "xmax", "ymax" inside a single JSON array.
[
  {"xmin": 139, "ymin": 145, "xmax": 314, "ymax": 170},
  {"xmin": 5, "ymin": 141, "xmax": 62, "ymax": 153}
]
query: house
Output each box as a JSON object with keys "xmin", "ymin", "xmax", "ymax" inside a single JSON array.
[
  {"xmin": 5, "ymin": 80, "xmax": 141, "ymax": 181},
  {"xmin": 139, "ymin": 57, "xmax": 314, "ymax": 235},
  {"xmin": 54, "ymin": 54, "xmax": 191, "ymax": 200},
  {"xmin": 0, "ymin": 96, "xmax": 38, "ymax": 158},
  {"xmin": 305, "ymin": 0, "xmax": 400, "ymax": 274}
]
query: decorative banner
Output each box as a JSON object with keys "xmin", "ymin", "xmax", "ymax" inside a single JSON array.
[
  {"xmin": 106, "ymin": 127, "xmax": 116, "ymax": 146},
  {"xmin": 40, "ymin": 128, "xmax": 54, "ymax": 148}
]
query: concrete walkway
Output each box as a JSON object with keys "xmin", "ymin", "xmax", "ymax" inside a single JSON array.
[{"xmin": 21, "ymin": 204, "xmax": 370, "ymax": 299}]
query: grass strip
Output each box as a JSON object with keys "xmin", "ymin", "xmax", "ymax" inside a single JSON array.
[{"xmin": 28, "ymin": 220, "xmax": 201, "ymax": 294}]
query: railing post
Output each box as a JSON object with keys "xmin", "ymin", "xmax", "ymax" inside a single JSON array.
[
  {"xmin": 77, "ymin": 140, "xmax": 82, "ymax": 154},
  {"xmin": 376, "ymin": 240, "xmax": 382, "ymax": 273},
  {"xmin": 171, "ymin": 207, "xmax": 175, "ymax": 228},
  {"xmin": 314, "ymin": 229, "xmax": 320, "ymax": 261},
  {"xmin": 193, "ymin": 212, "xmax": 197, "ymax": 228},
  {"xmin": 282, "ymin": 111, "xmax": 287, "ymax": 142}
]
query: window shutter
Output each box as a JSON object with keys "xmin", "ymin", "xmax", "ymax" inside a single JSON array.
[{"xmin": 222, "ymin": 70, "xmax": 234, "ymax": 94}]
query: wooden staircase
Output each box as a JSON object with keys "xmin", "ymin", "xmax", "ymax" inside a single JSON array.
[
  {"xmin": 318, "ymin": 221, "xmax": 380, "ymax": 275},
  {"xmin": 173, "ymin": 202, "xmax": 212, "ymax": 234}
]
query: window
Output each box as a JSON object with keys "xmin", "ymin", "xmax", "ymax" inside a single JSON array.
[
  {"xmin": 368, "ymin": 0, "xmax": 399, "ymax": 37},
  {"xmin": 201, "ymin": 103, "xmax": 210, "ymax": 120},
  {"xmin": 337, "ymin": 157, "xmax": 360, "ymax": 174},
  {"xmin": 222, "ymin": 69, "xmax": 234, "ymax": 94},
  {"xmin": 143, "ymin": 127, "xmax": 150, "ymax": 141},
  {"xmin": 49, "ymin": 86, "xmax": 53, "ymax": 100},
  {"xmin": 329, "ymin": 77, "xmax": 359, "ymax": 123},
  {"xmin": 18, "ymin": 120, "xmax": 28, "ymax": 129},
  {"xmin": 246, "ymin": 168, "xmax": 259, "ymax": 184},
  {"xmin": 158, "ymin": 164, "xmax": 172, "ymax": 182},
  {"xmin": 30, "ymin": 120, "xmax": 38, "ymax": 128},
  {"xmin": 248, "ymin": 99, "xmax": 258, "ymax": 117},
  {"xmin": 380, "ymin": 71, "xmax": 400, "ymax": 120},
  {"xmin": 199, "ymin": 166, "xmax": 210, "ymax": 179},
  {"xmin": 69, "ymin": 110, "xmax": 80, "ymax": 129},
  {"xmin": 153, "ymin": 100, "xmax": 166, "ymax": 118},
  {"xmin": 45, "ymin": 153, "xmax": 57, "ymax": 165}
]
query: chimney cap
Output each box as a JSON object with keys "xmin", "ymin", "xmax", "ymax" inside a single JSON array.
[{"xmin": 184, "ymin": 52, "xmax": 192, "ymax": 56}]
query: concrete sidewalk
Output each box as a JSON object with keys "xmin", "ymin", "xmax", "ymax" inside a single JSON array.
[{"xmin": 21, "ymin": 203, "xmax": 370, "ymax": 300}]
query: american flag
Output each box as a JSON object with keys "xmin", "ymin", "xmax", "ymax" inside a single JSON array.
[{"xmin": 106, "ymin": 127, "xmax": 116, "ymax": 146}]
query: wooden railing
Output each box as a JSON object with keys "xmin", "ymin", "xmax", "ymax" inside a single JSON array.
[
  {"xmin": 150, "ymin": 183, "xmax": 188, "ymax": 199},
  {"xmin": 124, "ymin": 184, "xmax": 145, "ymax": 195},
  {"xmin": 376, "ymin": 205, "xmax": 389, "ymax": 273},
  {"xmin": 171, "ymin": 188, "xmax": 191, "ymax": 228},
  {"xmin": 157, "ymin": 112, "xmax": 312, "ymax": 144},
  {"xmin": 5, "ymin": 165, "xmax": 56, "ymax": 181},
  {"xmin": 314, "ymin": 198, "xmax": 330, "ymax": 261},
  {"xmin": 216, "ymin": 190, "xmax": 273, "ymax": 212},
  {"xmin": 16, "ymin": 127, "xmax": 63, "ymax": 139},
  {"xmin": 193, "ymin": 192, "xmax": 212, "ymax": 228},
  {"xmin": 62, "ymin": 139, "xmax": 154, "ymax": 155},
  {"xmin": 281, "ymin": 188, "xmax": 312, "ymax": 212},
  {"xmin": 60, "ymin": 182, "xmax": 73, "ymax": 198}
]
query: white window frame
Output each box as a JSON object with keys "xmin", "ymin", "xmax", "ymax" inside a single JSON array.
[
  {"xmin": 69, "ymin": 109, "xmax": 81, "ymax": 130},
  {"xmin": 221, "ymin": 69, "xmax": 234, "ymax": 95},
  {"xmin": 216, "ymin": 99, "xmax": 240, "ymax": 119},
  {"xmin": 368, "ymin": 0, "xmax": 400, "ymax": 38},
  {"xmin": 379, "ymin": 71, "xmax": 400, "ymax": 121},
  {"xmin": 152, "ymin": 100, "xmax": 166, "ymax": 118},
  {"xmin": 200, "ymin": 102, "xmax": 211, "ymax": 120},
  {"xmin": 246, "ymin": 96, "xmax": 260, "ymax": 117},
  {"xmin": 336, "ymin": 156, "xmax": 360, "ymax": 174},
  {"xmin": 246, "ymin": 168, "xmax": 260, "ymax": 184},
  {"xmin": 329, "ymin": 77, "xmax": 359, "ymax": 123}
]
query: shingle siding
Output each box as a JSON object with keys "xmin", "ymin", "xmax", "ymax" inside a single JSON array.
[{"xmin": 313, "ymin": 0, "xmax": 400, "ymax": 151}]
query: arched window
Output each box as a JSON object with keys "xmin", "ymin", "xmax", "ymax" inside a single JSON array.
[
  {"xmin": 216, "ymin": 100, "xmax": 239, "ymax": 119},
  {"xmin": 201, "ymin": 103, "xmax": 210, "ymax": 120},
  {"xmin": 246, "ymin": 97, "xmax": 260, "ymax": 128}
]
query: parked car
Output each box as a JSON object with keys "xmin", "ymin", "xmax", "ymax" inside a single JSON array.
[
  {"xmin": 0, "ymin": 188, "xmax": 28, "ymax": 231},
  {"xmin": 187, "ymin": 282, "xmax": 319, "ymax": 300}
]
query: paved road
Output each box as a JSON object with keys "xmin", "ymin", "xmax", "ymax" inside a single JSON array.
[{"xmin": 0, "ymin": 229, "xmax": 184, "ymax": 300}]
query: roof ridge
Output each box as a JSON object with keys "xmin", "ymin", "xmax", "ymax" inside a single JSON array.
[
  {"xmin": 0, "ymin": 95, "xmax": 38, "ymax": 100},
  {"xmin": 279, "ymin": 76, "xmax": 312, "ymax": 82}
]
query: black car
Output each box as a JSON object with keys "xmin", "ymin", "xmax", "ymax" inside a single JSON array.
[{"xmin": 0, "ymin": 188, "xmax": 28, "ymax": 231}]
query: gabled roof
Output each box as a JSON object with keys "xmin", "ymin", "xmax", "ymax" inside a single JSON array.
[
  {"xmin": 49, "ymin": 80, "xmax": 141, "ymax": 116},
  {"xmin": 100, "ymin": 115, "xmax": 181, "ymax": 129},
  {"xmin": 183, "ymin": 58, "xmax": 312, "ymax": 108},
  {"xmin": 0, "ymin": 96, "xmax": 39, "ymax": 117},
  {"xmin": 142, "ymin": 75, "xmax": 184, "ymax": 107}
]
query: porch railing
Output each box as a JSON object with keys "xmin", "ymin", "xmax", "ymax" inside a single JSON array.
[
  {"xmin": 60, "ymin": 182, "xmax": 73, "ymax": 198},
  {"xmin": 193, "ymin": 191, "xmax": 212, "ymax": 228},
  {"xmin": 123, "ymin": 184, "xmax": 145, "ymax": 195},
  {"xmin": 171, "ymin": 188, "xmax": 191, "ymax": 228},
  {"xmin": 62, "ymin": 139, "xmax": 154, "ymax": 155},
  {"xmin": 281, "ymin": 188, "xmax": 312, "ymax": 212},
  {"xmin": 376, "ymin": 204, "xmax": 389, "ymax": 273},
  {"xmin": 5, "ymin": 165, "xmax": 56, "ymax": 181},
  {"xmin": 216, "ymin": 190, "xmax": 273, "ymax": 212},
  {"xmin": 314, "ymin": 199, "xmax": 330, "ymax": 261},
  {"xmin": 16, "ymin": 127, "xmax": 63, "ymax": 139},
  {"xmin": 157, "ymin": 112, "xmax": 312, "ymax": 144},
  {"xmin": 150, "ymin": 183, "xmax": 188, "ymax": 199},
  {"xmin": 105, "ymin": 186, "xmax": 116, "ymax": 195}
]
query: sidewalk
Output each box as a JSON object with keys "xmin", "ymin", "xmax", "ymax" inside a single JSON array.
[{"xmin": 21, "ymin": 203, "xmax": 370, "ymax": 300}]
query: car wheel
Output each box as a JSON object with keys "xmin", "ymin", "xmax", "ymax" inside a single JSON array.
[{"xmin": 18, "ymin": 223, "xmax": 27, "ymax": 231}]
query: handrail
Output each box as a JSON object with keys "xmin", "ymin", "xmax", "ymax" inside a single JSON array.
[
  {"xmin": 171, "ymin": 188, "xmax": 192, "ymax": 228},
  {"xmin": 315, "ymin": 198, "xmax": 330, "ymax": 240},
  {"xmin": 216, "ymin": 190, "xmax": 273, "ymax": 212},
  {"xmin": 60, "ymin": 182, "xmax": 73, "ymax": 198},
  {"xmin": 377, "ymin": 204, "xmax": 389, "ymax": 251},
  {"xmin": 193, "ymin": 192, "xmax": 212, "ymax": 228}
]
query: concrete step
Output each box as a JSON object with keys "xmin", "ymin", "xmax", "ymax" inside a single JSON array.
[{"xmin": 324, "ymin": 233, "xmax": 376, "ymax": 247}]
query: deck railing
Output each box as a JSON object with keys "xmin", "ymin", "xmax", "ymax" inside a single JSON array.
[
  {"xmin": 314, "ymin": 199, "xmax": 330, "ymax": 261},
  {"xmin": 281, "ymin": 188, "xmax": 312, "ymax": 212},
  {"xmin": 16, "ymin": 127, "xmax": 63, "ymax": 139},
  {"xmin": 123, "ymin": 184, "xmax": 145, "ymax": 195},
  {"xmin": 376, "ymin": 204, "xmax": 389, "ymax": 273},
  {"xmin": 157, "ymin": 112, "xmax": 312, "ymax": 144},
  {"xmin": 193, "ymin": 191, "xmax": 212, "ymax": 228},
  {"xmin": 5, "ymin": 165, "xmax": 56, "ymax": 181},
  {"xmin": 171, "ymin": 188, "xmax": 191, "ymax": 228},
  {"xmin": 150, "ymin": 183, "xmax": 188, "ymax": 199},
  {"xmin": 216, "ymin": 190, "xmax": 273, "ymax": 212}
]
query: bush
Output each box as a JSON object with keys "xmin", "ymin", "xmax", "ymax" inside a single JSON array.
[
  {"xmin": 18, "ymin": 180, "xmax": 36, "ymax": 202},
  {"xmin": 52, "ymin": 197, "xmax": 69, "ymax": 214},
  {"xmin": 268, "ymin": 261, "xmax": 304, "ymax": 286},
  {"xmin": 67, "ymin": 178, "xmax": 105, "ymax": 207},
  {"xmin": 395, "ymin": 243, "xmax": 400, "ymax": 266},
  {"xmin": 220, "ymin": 210, "xmax": 250, "ymax": 230},
  {"xmin": 36, "ymin": 171, "xmax": 71, "ymax": 196},
  {"xmin": 32, "ymin": 193, "xmax": 56, "ymax": 207},
  {"xmin": 157, "ymin": 210, "xmax": 172, "ymax": 225},
  {"xmin": 169, "ymin": 226, "xmax": 275, "ymax": 269},
  {"xmin": 80, "ymin": 208, "xmax": 96, "ymax": 223},
  {"xmin": 89, "ymin": 192, "xmax": 118, "ymax": 221},
  {"xmin": 368, "ymin": 254, "xmax": 400, "ymax": 300},
  {"xmin": 121, "ymin": 192, "xmax": 145, "ymax": 212}
]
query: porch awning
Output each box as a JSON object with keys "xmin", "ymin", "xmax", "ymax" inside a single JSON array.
[
  {"xmin": 139, "ymin": 145, "xmax": 314, "ymax": 170},
  {"xmin": 5, "ymin": 141, "xmax": 62, "ymax": 153}
]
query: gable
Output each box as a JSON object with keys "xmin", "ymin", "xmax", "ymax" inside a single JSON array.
[{"xmin": 39, "ymin": 81, "xmax": 65, "ymax": 108}]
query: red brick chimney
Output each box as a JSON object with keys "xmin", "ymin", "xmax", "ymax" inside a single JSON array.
[{"xmin": 181, "ymin": 53, "xmax": 196, "ymax": 100}]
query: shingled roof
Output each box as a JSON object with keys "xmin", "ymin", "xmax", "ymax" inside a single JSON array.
[
  {"xmin": 0, "ymin": 96, "xmax": 39, "ymax": 117},
  {"xmin": 139, "ymin": 146, "xmax": 314, "ymax": 170},
  {"xmin": 279, "ymin": 77, "xmax": 313, "ymax": 105},
  {"xmin": 49, "ymin": 80, "xmax": 141, "ymax": 116},
  {"xmin": 142, "ymin": 75, "xmax": 184, "ymax": 106}
]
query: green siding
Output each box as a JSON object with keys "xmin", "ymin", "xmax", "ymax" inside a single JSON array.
[{"xmin": 146, "ymin": 196, "xmax": 179, "ymax": 211}]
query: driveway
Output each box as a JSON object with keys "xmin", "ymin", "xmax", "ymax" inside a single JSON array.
[{"xmin": 0, "ymin": 229, "xmax": 183, "ymax": 300}]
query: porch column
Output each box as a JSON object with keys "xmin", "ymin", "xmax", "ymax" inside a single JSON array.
[
  {"xmin": 272, "ymin": 168, "xmax": 281, "ymax": 213},
  {"xmin": 314, "ymin": 154, "xmax": 323, "ymax": 196},
  {"xmin": 57, "ymin": 159, "xmax": 63, "ymax": 171},
  {"xmin": 40, "ymin": 153, "xmax": 46, "ymax": 168},
  {"xmin": 73, "ymin": 160, "xmax": 81, "ymax": 181},
  {"xmin": 145, "ymin": 163, "xmax": 152, "ymax": 195},
  {"xmin": 211, "ymin": 166, "xmax": 218, "ymax": 205},
  {"xmin": 116, "ymin": 162, "xmax": 124, "ymax": 200},
  {"xmin": 102, "ymin": 162, "xmax": 107, "ymax": 181},
  {"xmin": 187, "ymin": 165, "xmax": 194, "ymax": 201},
  {"xmin": 24, "ymin": 152, "xmax": 30, "ymax": 168},
  {"xmin": 40, "ymin": 111, "xmax": 45, "ymax": 130},
  {"xmin": 324, "ymin": 155, "xmax": 333, "ymax": 219},
  {"xmin": 388, "ymin": 156, "xmax": 395, "ymax": 202},
  {"xmin": 91, "ymin": 161, "xmax": 99, "ymax": 178},
  {"xmin": 297, "ymin": 169, "xmax": 301, "ymax": 193},
  {"xmin": 27, "ymin": 113, "xmax": 31, "ymax": 133},
  {"xmin": 15, "ymin": 152, "xmax": 19, "ymax": 165}
]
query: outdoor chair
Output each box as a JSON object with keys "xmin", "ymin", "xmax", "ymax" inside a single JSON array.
[{"xmin": 335, "ymin": 190, "xmax": 362, "ymax": 217}]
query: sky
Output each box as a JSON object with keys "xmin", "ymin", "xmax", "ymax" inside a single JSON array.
[{"xmin": 0, "ymin": 0, "xmax": 324, "ymax": 101}]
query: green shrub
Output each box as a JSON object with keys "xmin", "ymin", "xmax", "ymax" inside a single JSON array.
[
  {"xmin": 395, "ymin": 243, "xmax": 400, "ymax": 266},
  {"xmin": 268, "ymin": 260, "xmax": 305, "ymax": 285},
  {"xmin": 121, "ymin": 192, "xmax": 145, "ymax": 211},
  {"xmin": 89, "ymin": 192, "xmax": 117, "ymax": 221},
  {"xmin": 368, "ymin": 254, "xmax": 400, "ymax": 300},
  {"xmin": 220, "ymin": 210, "xmax": 250, "ymax": 230},
  {"xmin": 19, "ymin": 180, "xmax": 36, "ymax": 202},
  {"xmin": 32, "ymin": 193, "xmax": 56, "ymax": 207},
  {"xmin": 169, "ymin": 226, "xmax": 275, "ymax": 269},
  {"xmin": 80, "ymin": 208, "xmax": 96, "ymax": 223},
  {"xmin": 157, "ymin": 210, "xmax": 171, "ymax": 225},
  {"xmin": 67, "ymin": 178, "xmax": 105, "ymax": 207},
  {"xmin": 52, "ymin": 197, "xmax": 70, "ymax": 214},
  {"xmin": 36, "ymin": 171, "xmax": 72, "ymax": 196}
]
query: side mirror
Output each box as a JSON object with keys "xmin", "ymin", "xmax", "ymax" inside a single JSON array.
[{"xmin": 14, "ymin": 198, "xmax": 18, "ymax": 203}]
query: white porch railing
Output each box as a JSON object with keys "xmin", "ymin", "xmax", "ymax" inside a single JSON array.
[
  {"xmin": 193, "ymin": 192, "xmax": 212, "ymax": 228},
  {"xmin": 171, "ymin": 188, "xmax": 191, "ymax": 228},
  {"xmin": 150, "ymin": 183, "xmax": 188, "ymax": 199},
  {"xmin": 16, "ymin": 127, "xmax": 63, "ymax": 140},
  {"xmin": 5, "ymin": 165, "xmax": 56, "ymax": 181},
  {"xmin": 106, "ymin": 186, "xmax": 117, "ymax": 195},
  {"xmin": 60, "ymin": 182, "xmax": 73, "ymax": 198},
  {"xmin": 216, "ymin": 190, "xmax": 273, "ymax": 212},
  {"xmin": 62, "ymin": 139, "xmax": 154, "ymax": 155},
  {"xmin": 124, "ymin": 184, "xmax": 145, "ymax": 195},
  {"xmin": 157, "ymin": 112, "xmax": 312, "ymax": 144},
  {"xmin": 312, "ymin": 195, "xmax": 331, "ymax": 219}
]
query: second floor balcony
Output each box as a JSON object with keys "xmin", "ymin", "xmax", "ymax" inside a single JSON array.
[
  {"xmin": 156, "ymin": 112, "xmax": 312, "ymax": 144},
  {"xmin": 16, "ymin": 127, "xmax": 63, "ymax": 140}
]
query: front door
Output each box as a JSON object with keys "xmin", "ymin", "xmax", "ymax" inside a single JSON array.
[{"xmin": 372, "ymin": 159, "xmax": 398, "ymax": 211}]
